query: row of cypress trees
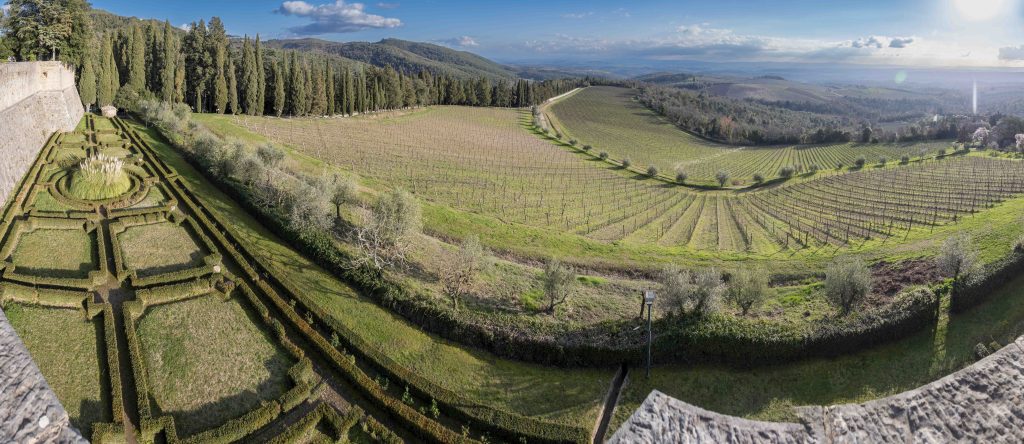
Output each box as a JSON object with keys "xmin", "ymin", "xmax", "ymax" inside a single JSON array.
[{"xmin": 75, "ymin": 15, "xmax": 580, "ymax": 116}]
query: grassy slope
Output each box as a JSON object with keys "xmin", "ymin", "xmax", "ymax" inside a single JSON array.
[
  {"xmin": 128, "ymin": 119, "xmax": 613, "ymax": 429},
  {"xmin": 179, "ymin": 114, "xmax": 1024, "ymax": 432},
  {"xmin": 5, "ymin": 304, "xmax": 110, "ymax": 436},
  {"xmin": 612, "ymin": 276, "xmax": 1024, "ymax": 429},
  {"xmin": 137, "ymin": 295, "xmax": 294, "ymax": 437}
]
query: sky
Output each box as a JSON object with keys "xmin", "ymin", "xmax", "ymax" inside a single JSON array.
[{"xmin": 86, "ymin": 0, "xmax": 1024, "ymax": 68}]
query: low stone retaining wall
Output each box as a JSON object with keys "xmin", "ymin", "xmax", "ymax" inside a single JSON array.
[{"xmin": 611, "ymin": 334, "xmax": 1024, "ymax": 443}]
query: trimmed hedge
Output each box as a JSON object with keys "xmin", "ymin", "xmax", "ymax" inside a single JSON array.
[
  {"xmin": 951, "ymin": 251, "xmax": 1024, "ymax": 313},
  {"xmin": 122, "ymin": 301, "xmax": 154, "ymax": 420},
  {"xmin": 266, "ymin": 402, "xmax": 363, "ymax": 444},
  {"xmin": 135, "ymin": 277, "xmax": 216, "ymax": 307},
  {"xmin": 0, "ymin": 282, "xmax": 90, "ymax": 309},
  {"xmin": 102, "ymin": 304, "xmax": 125, "ymax": 424}
]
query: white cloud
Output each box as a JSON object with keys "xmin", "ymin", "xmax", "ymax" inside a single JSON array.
[
  {"xmin": 438, "ymin": 36, "xmax": 479, "ymax": 48},
  {"xmin": 889, "ymin": 37, "xmax": 914, "ymax": 48},
  {"xmin": 561, "ymin": 12, "xmax": 593, "ymax": 19},
  {"xmin": 999, "ymin": 45, "xmax": 1024, "ymax": 60},
  {"xmin": 376, "ymin": 2, "xmax": 399, "ymax": 9},
  {"xmin": 276, "ymin": 1, "xmax": 402, "ymax": 34},
  {"xmin": 845, "ymin": 35, "xmax": 915, "ymax": 49}
]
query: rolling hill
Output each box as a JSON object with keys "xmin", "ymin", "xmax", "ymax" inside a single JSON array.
[{"xmin": 262, "ymin": 38, "xmax": 517, "ymax": 81}]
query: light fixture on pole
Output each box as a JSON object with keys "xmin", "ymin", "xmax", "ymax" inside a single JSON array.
[{"xmin": 642, "ymin": 290, "xmax": 655, "ymax": 379}]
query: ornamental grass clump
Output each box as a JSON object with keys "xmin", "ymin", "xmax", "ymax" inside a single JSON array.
[{"xmin": 69, "ymin": 153, "xmax": 131, "ymax": 200}]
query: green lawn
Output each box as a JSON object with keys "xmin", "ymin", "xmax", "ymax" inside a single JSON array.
[
  {"xmin": 11, "ymin": 228, "xmax": 96, "ymax": 278},
  {"xmin": 129, "ymin": 119, "xmax": 614, "ymax": 430},
  {"xmin": 118, "ymin": 222, "xmax": 205, "ymax": 277},
  {"xmin": 5, "ymin": 304, "xmax": 110, "ymax": 436},
  {"xmin": 611, "ymin": 274, "xmax": 1024, "ymax": 430},
  {"xmin": 136, "ymin": 294, "xmax": 293, "ymax": 438}
]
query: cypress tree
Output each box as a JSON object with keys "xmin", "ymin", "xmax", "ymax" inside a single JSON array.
[
  {"xmin": 273, "ymin": 59, "xmax": 285, "ymax": 117},
  {"xmin": 97, "ymin": 33, "xmax": 118, "ymax": 107},
  {"xmin": 184, "ymin": 20, "xmax": 208, "ymax": 111},
  {"xmin": 126, "ymin": 24, "xmax": 146, "ymax": 92},
  {"xmin": 79, "ymin": 58, "xmax": 96, "ymax": 111},
  {"xmin": 241, "ymin": 37, "xmax": 259, "ymax": 115},
  {"xmin": 255, "ymin": 35, "xmax": 266, "ymax": 115},
  {"xmin": 160, "ymin": 21, "xmax": 176, "ymax": 102},
  {"xmin": 303, "ymin": 60, "xmax": 313, "ymax": 114},
  {"xmin": 174, "ymin": 51, "xmax": 186, "ymax": 103},
  {"xmin": 213, "ymin": 46, "xmax": 228, "ymax": 113},
  {"xmin": 343, "ymin": 67, "xmax": 354, "ymax": 115},
  {"xmin": 310, "ymin": 60, "xmax": 327, "ymax": 116},
  {"xmin": 288, "ymin": 52, "xmax": 306, "ymax": 116},
  {"xmin": 326, "ymin": 63, "xmax": 335, "ymax": 115},
  {"xmin": 227, "ymin": 55, "xmax": 238, "ymax": 114}
]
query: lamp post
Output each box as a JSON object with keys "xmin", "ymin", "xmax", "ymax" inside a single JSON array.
[{"xmin": 642, "ymin": 290, "xmax": 656, "ymax": 378}]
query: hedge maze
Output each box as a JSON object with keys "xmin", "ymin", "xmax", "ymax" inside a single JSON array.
[{"xmin": 0, "ymin": 115, "xmax": 406, "ymax": 443}]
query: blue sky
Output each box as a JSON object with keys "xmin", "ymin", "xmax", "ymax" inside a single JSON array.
[{"xmin": 87, "ymin": 0, "xmax": 1024, "ymax": 67}]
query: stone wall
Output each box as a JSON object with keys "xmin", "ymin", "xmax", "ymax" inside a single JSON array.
[
  {"xmin": 610, "ymin": 334, "xmax": 1024, "ymax": 443},
  {"xmin": 0, "ymin": 61, "xmax": 85, "ymax": 443},
  {"xmin": 0, "ymin": 61, "xmax": 83, "ymax": 206}
]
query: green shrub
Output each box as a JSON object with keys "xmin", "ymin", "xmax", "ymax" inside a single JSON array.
[{"xmin": 598, "ymin": 151, "xmax": 608, "ymax": 160}]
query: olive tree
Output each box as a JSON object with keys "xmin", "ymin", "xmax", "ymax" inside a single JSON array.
[
  {"xmin": 726, "ymin": 267, "xmax": 769, "ymax": 316},
  {"xmin": 354, "ymin": 188, "xmax": 422, "ymax": 270},
  {"xmin": 938, "ymin": 232, "xmax": 979, "ymax": 292},
  {"xmin": 715, "ymin": 171, "xmax": 730, "ymax": 187},
  {"xmin": 824, "ymin": 257, "xmax": 872, "ymax": 314},
  {"xmin": 440, "ymin": 235, "xmax": 487, "ymax": 310},
  {"xmin": 659, "ymin": 266, "xmax": 724, "ymax": 315},
  {"xmin": 542, "ymin": 258, "xmax": 576, "ymax": 313},
  {"xmin": 329, "ymin": 174, "xmax": 357, "ymax": 220},
  {"xmin": 675, "ymin": 170, "xmax": 688, "ymax": 184}
]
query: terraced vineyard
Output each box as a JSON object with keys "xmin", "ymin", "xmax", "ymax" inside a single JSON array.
[
  {"xmin": 227, "ymin": 108, "xmax": 1024, "ymax": 254},
  {"xmin": 547, "ymin": 86, "xmax": 952, "ymax": 186}
]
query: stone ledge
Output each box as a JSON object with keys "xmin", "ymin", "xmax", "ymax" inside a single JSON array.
[
  {"xmin": 0, "ymin": 308, "xmax": 87, "ymax": 443},
  {"xmin": 610, "ymin": 335, "xmax": 1024, "ymax": 443}
]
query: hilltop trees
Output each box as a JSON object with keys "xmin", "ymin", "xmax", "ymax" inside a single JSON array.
[{"xmin": 3, "ymin": 0, "xmax": 91, "ymax": 64}]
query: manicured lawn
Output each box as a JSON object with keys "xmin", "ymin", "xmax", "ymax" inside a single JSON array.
[
  {"xmin": 11, "ymin": 228, "xmax": 96, "ymax": 278},
  {"xmin": 118, "ymin": 222, "xmax": 205, "ymax": 277},
  {"xmin": 5, "ymin": 304, "xmax": 110, "ymax": 436},
  {"xmin": 136, "ymin": 294, "xmax": 293, "ymax": 437},
  {"xmin": 30, "ymin": 189, "xmax": 73, "ymax": 212}
]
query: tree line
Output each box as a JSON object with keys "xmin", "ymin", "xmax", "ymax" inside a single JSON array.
[{"xmin": 2, "ymin": 2, "xmax": 582, "ymax": 115}]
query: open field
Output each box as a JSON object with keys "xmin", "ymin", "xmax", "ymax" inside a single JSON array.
[
  {"xmin": 4, "ymin": 304, "xmax": 110, "ymax": 436},
  {"xmin": 136, "ymin": 294, "xmax": 294, "ymax": 437},
  {"xmin": 208, "ymin": 107, "xmax": 1024, "ymax": 260},
  {"xmin": 547, "ymin": 86, "xmax": 953, "ymax": 186}
]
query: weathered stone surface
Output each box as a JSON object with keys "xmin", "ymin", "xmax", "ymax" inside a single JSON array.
[
  {"xmin": 0, "ymin": 309, "xmax": 87, "ymax": 443},
  {"xmin": 0, "ymin": 62, "xmax": 83, "ymax": 205},
  {"xmin": 612, "ymin": 334, "xmax": 1024, "ymax": 443},
  {"xmin": 608, "ymin": 391, "xmax": 817, "ymax": 444}
]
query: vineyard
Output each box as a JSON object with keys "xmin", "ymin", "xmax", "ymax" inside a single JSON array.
[
  {"xmin": 225, "ymin": 108, "xmax": 1024, "ymax": 254},
  {"xmin": 547, "ymin": 86, "xmax": 952, "ymax": 186}
]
